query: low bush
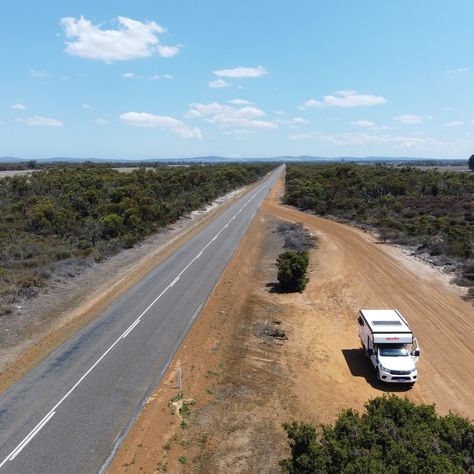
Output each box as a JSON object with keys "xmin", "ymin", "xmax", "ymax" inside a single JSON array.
[{"xmin": 277, "ymin": 250, "xmax": 309, "ymax": 292}]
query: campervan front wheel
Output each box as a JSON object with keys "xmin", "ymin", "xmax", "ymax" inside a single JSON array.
[{"xmin": 376, "ymin": 369, "xmax": 382, "ymax": 383}]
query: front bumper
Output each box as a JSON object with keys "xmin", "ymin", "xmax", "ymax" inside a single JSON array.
[{"xmin": 379, "ymin": 370, "xmax": 417, "ymax": 384}]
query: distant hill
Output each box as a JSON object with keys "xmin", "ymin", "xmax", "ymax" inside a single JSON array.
[
  {"xmin": 0, "ymin": 157, "xmax": 25, "ymax": 163},
  {"xmin": 0, "ymin": 155, "xmax": 467, "ymax": 165}
]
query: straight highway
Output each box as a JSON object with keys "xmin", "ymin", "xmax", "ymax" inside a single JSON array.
[{"xmin": 0, "ymin": 166, "xmax": 282, "ymax": 473}]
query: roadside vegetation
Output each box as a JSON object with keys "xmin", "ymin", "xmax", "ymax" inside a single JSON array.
[
  {"xmin": 284, "ymin": 163, "xmax": 474, "ymax": 298},
  {"xmin": 0, "ymin": 163, "xmax": 274, "ymax": 315},
  {"xmin": 281, "ymin": 395, "xmax": 474, "ymax": 474},
  {"xmin": 275, "ymin": 222, "xmax": 315, "ymax": 293},
  {"xmin": 276, "ymin": 250, "xmax": 310, "ymax": 292}
]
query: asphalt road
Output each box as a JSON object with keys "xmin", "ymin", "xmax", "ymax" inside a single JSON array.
[{"xmin": 0, "ymin": 166, "xmax": 282, "ymax": 473}]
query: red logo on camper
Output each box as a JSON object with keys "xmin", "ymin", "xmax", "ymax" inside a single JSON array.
[{"xmin": 385, "ymin": 337, "xmax": 400, "ymax": 341}]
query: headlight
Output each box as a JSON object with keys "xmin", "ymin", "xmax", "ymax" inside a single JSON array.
[
  {"xmin": 410, "ymin": 368, "xmax": 417, "ymax": 373},
  {"xmin": 379, "ymin": 364, "xmax": 390, "ymax": 373}
]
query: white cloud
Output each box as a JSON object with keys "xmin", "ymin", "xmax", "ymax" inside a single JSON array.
[
  {"xmin": 156, "ymin": 44, "xmax": 179, "ymax": 58},
  {"xmin": 30, "ymin": 69, "xmax": 49, "ymax": 78},
  {"xmin": 393, "ymin": 114, "xmax": 423, "ymax": 124},
  {"xmin": 276, "ymin": 117, "xmax": 310, "ymax": 126},
  {"xmin": 303, "ymin": 90, "xmax": 387, "ymax": 108},
  {"xmin": 60, "ymin": 16, "xmax": 180, "ymax": 62},
  {"xmin": 274, "ymin": 110, "xmax": 285, "ymax": 115},
  {"xmin": 185, "ymin": 101, "xmax": 277, "ymax": 130},
  {"xmin": 123, "ymin": 72, "xmax": 141, "ymax": 79},
  {"xmin": 292, "ymin": 117, "xmax": 309, "ymax": 124},
  {"xmin": 123, "ymin": 72, "xmax": 171, "ymax": 81},
  {"xmin": 350, "ymin": 120, "xmax": 393, "ymax": 131},
  {"xmin": 82, "ymin": 103, "xmax": 91, "ymax": 109},
  {"xmin": 17, "ymin": 116, "xmax": 63, "ymax": 127},
  {"xmin": 11, "ymin": 103, "xmax": 26, "ymax": 110},
  {"xmin": 213, "ymin": 65, "xmax": 267, "ymax": 78},
  {"xmin": 209, "ymin": 79, "xmax": 231, "ymax": 89},
  {"xmin": 446, "ymin": 67, "xmax": 469, "ymax": 75},
  {"xmin": 445, "ymin": 120, "xmax": 462, "ymax": 127},
  {"xmin": 229, "ymin": 99, "xmax": 253, "ymax": 106},
  {"xmin": 95, "ymin": 118, "xmax": 110, "ymax": 125},
  {"xmin": 223, "ymin": 130, "xmax": 256, "ymax": 136},
  {"xmin": 351, "ymin": 120, "xmax": 375, "ymax": 128},
  {"xmin": 120, "ymin": 112, "xmax": 202, "ymax": 139}
]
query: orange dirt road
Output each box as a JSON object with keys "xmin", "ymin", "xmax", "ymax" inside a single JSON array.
[{"xmin": 263, "ymin": 200, "xmax": 474, "ymax": 419}]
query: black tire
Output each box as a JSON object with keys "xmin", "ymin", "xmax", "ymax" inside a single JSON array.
[
  {"xmin": 362, "ymin": 340, "xmax": 369, "ymax": 358},
  {"xmin": 376, "ymin": 369, "xmax": 382, "ymax": 383}
]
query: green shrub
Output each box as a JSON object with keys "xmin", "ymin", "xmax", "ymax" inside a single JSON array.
[
  {"xmin": 277, "ymin": 250, "xmax": 309, "ymax": 292},
  {"xmin": 281, "ymin": 395, "xmax": 474, "ymax": 474},
  {"xmin": 0, "ymin": 163, "xmax": 276, "ymax": 313},
  {"xmin": 121, "ymin": 233, "xmax": 138, "ymax": 249},
  {"xmin": 284, "ymin": 163, "xmax": 474, "ymax": 296}
]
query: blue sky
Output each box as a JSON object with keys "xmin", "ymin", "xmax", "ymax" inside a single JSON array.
[{"xmin": 1, "ymin": 1, "xmax": 473, "ymax": 159}]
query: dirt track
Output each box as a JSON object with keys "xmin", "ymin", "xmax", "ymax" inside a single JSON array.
[
  {"xmin": 262, "ymin": 200, "xmax": 474, "ymax": 419},
  {"xmin": 110, "ymin": 173, "xmax": 474, "ymax": 473}
]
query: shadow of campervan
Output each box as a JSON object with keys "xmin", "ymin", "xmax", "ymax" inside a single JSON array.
[{"xmin": 342, "ymin": 348, "xmax": 413, "ymax": 392}]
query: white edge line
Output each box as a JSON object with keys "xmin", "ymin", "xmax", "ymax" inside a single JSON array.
[
  {"xmin": 169, "ymin": 276, "xmax": 180, "ymax": 288},
  {"xmin": 1, "ymin": 411, "xmax": 56, "ymax": 466},
  {"xmin": 122, "ymin": 319, "xmax": 141, "ymax": 339},
  {"xmin": 1, "ymin": 173, "xmax": 276, "ymax": 468}
]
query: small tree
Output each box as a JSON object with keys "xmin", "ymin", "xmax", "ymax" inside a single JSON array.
[
  {"xmin": 469, "ymin": 154, "xmax": 474, "ymax": 171},
  {"xmin": 276, "ymin": 250, "xmax": 309, "ymax": 292},
  {"xmin": 281, "ymin": 395, "xmax": 474, "ymax": 474}
]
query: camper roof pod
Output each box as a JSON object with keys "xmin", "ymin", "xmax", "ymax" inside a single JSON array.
[{"xmin": 359, "ymin": 309, "xmax": 412, "ymax": 335}]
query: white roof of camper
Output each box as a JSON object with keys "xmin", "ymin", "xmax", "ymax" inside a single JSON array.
[{"xmin": 360, "ymin": 309, "xmax": 411, "ymax": 334}]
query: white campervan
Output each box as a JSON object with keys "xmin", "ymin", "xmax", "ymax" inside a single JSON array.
[{"xmin": 358, "ymin": 309, "xmax": 420, "ymax": 384}]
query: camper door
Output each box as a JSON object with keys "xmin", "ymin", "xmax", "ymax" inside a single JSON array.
[{"xmin": 410, "ymin": 338, "xmax": 420, "ymax": 364}]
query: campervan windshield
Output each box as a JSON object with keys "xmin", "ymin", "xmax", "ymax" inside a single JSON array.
[{"xmin": 378, "ymin": 344, "xmax": 409, "ymax": 357}]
